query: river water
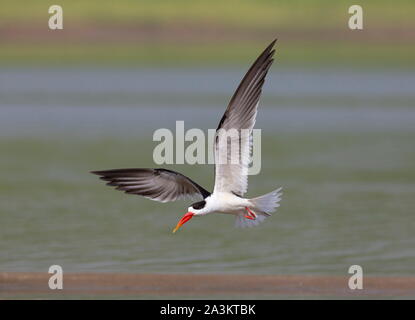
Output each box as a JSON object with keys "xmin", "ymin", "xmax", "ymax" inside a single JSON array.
[{"xmin": 1, "ymin": 68, "xmax": 414, "ymax": 277}]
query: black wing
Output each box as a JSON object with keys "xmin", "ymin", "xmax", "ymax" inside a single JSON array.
[{"xmin": 91, "ymin": 168, "xmax": 211, "ymax": 203}]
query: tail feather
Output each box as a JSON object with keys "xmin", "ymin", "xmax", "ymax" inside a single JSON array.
[
  {"xmin": 250, "ymin": 187, "xmax": 283, "ymax": 214},
  {"xmin": 235, "ymin": 187, "xmax": 283, "ymax": 228}
]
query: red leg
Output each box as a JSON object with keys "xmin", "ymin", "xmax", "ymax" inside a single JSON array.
[{"xmin": 244, "ymin": 207, "xmax": 257, "ymax": 220}]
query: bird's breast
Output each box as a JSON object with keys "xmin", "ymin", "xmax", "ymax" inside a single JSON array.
[{"xmin": 207, "ymin": 192, "xmax": 249, "ymax": 215}]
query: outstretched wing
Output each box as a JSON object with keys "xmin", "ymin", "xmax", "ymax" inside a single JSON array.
[
  {"xmin": 213, "ymin": 39, "xmax": 276, "ymax": 196},
  {"xmin": 92, "ymin": 168, "xmax": 211, "ymax": 203}
]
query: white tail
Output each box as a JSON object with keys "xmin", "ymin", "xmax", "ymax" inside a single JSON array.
[
  {"xmin": 250, "ymin": 187, "xmax": 283, "ymax": 214},
  {"xmin": 235, "ymin": 187, "xmax": 283, "ymax": 228}
]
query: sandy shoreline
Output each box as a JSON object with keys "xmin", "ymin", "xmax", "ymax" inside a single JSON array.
[{"xmin": 1, "ymin": 272, "xmax": 415, "ymax": 298}]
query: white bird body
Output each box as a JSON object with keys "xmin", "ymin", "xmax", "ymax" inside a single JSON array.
[
  {"xmin": 189, "ymin": 188, "xmax": 282, "ymax": 228},
  {"xmin": 191, "ymin": 192, "xmax": 251, "ymax": 216},
  {"xmin": 92, "ymin": 39, "xmax": 283, "ymax": 232}
]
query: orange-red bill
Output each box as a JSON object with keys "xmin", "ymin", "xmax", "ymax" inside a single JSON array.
[{"xmin": 172, "ymin": 212, "xmax": 194, "ymax": 233}]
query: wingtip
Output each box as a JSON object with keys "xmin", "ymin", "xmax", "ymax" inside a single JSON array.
[
  {"xmin": 268, "ymin": 38, "xmax": 278, "ymax": 49},
  {"xmin": 261, "ymin": 39, "xmax": 277, "ymax": 59},
  {"xmin": 90, "ymin": 169, "xmax": 117, "ymax": 176}
]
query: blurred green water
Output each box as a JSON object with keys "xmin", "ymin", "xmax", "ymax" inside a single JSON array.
[
  {"xmin": 1, "ymin": 122, "xmax": 414, "ymax": 275},
  {"xmin": 0, "ymin": 68, "xmax": 414, "ymax": 301},
  {"xmin": 1, "ymin": 0, "xmax": 414, "ymax": 67}
]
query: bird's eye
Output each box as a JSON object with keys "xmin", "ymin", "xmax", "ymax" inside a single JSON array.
[{"xmin": 191, "ymin": 200, "xmax": 206, "ymax": 210}]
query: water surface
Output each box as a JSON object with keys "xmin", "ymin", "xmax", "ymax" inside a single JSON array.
[{"xmin": 1, "ymin": 68, "xmax": 414, "ymax": 278}]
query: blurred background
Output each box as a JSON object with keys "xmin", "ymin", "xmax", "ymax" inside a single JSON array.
[{"xmin": 1, "ymin": 0, "xmax": 414, "ymax": 298}]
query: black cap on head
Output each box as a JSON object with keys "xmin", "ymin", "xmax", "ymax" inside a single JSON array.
[{"xmin": 191, "ymin": 200, "xmax": 206, "ymax": 210}]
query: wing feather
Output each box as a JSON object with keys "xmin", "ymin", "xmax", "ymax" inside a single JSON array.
[
  {"xmin": 92, "ymin": 168, "xmax": 210, "ymax": 203},
  {"xmin": 213, "ymin": 40, "xmax": 276, "ymax": 195}
]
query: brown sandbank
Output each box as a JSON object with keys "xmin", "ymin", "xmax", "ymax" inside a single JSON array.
[{"xmin": 1, "ymin": 272, "xmax": 415, "ymax": 298}]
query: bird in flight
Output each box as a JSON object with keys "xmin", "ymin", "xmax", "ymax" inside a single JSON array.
[{"xmin": 92, "ymin": 40, "xmax": 282, "ymax": 233}]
